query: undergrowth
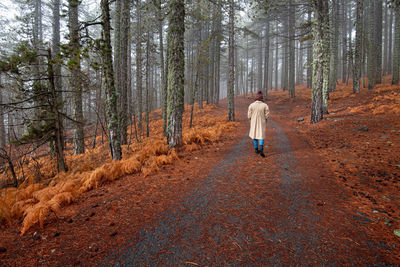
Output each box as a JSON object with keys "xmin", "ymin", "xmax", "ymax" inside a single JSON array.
[{"xmin": 0, "ymin": 103, "xmax": 238, "ymax": 235}]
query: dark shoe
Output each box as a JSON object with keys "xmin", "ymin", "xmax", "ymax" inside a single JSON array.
[
  {"xmin": 259, "ymin": 146, "xmax": 265, "ymax": 157},
  {"xmin": 255, "ymin": 148, "xmax": 259, "ymax": 154}
]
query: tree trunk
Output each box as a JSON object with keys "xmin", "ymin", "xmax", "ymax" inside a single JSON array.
[
  {"xmin": 393, "ymin": 5, "xmax": 400, "ymax": 84},
  {"xmin": 227, "ymin": 0, "xmax": 235, "ymax": 121},
  {"xmin": 368, "ymin": 0, "xmax": 376, "ymax": 90},
  {"xmin": 0, "ymin": 75, "xmax": 6, "ymax": 147},
  {"xmin": 136, "ymin": 0, "xmax": 143, "ymax": 136},
  {"xmin": 113, "ymin": 0, "xmax": 121, "ymax": 117},
  {"xmin": 307, "ymin": 11, "xmax": 313, "ymax": 89},
  {"xmin": 388, "ymin": 7, "xmax": 393, "ymax": 75},
  {"xmin": 68, "ymin": 0, "xmax": 85, "ymax": 154},
  {"xmin": 145, "ymin": 30, "xmax": 151, "ymax": 138},
  {"xmin": 329, "ymin": 0, "xmax": 339, "ymax": 92},
  {"xmin": 157, "ymin": 1, "xmax": 167, "ymax": 136},
  {"xmin": 47, "ymin": 49, "xmax": 66, "ymax": 172},
  {"xmin": 257, "ymin": 37, "xmax": 263, "ymax": 93},
  {"xmin": 166, "ymin": 0, "xmax": 185, "ymax": 148},
  {"xmin": 245, "ymin": 35, "xmax": 249, "ymax": 95},
  {"xmin": 275, "ymin": 32, "xmax": 279, "ymax": 90},
  {"xmin": 321, "ymin": 0, "xmax": 330, "ymax": 114},
  {"xmin": 120, "ymin": 0, "xmax": 130, "ymax": 144},
  {"xmin": 311, "ymin": 0, "xmax": 328, "ymax": 123},
  {"xmin": 214, "ymin": 1, "xmax": 222, "ymax": 104},
  {"xmin": 288, "ymin": 0, "xmax": 295, "ymax": 98},
  {"xmin": 341, "ymin": 0, "xmax": 348, "ymax": 83},
  {"xmin": 375, "ymin": 0, "xmax": 383, "ymax": 84},
  {"xmin": 383, "ymin": 3, "xmax": 388, "ymax": 76},
  {"xmin": 101, "ymin": 0, "xmax": 122, "ymax": 160},
  {"xmin": 263, "ymin": 19, "xmax": 270, "ymax": 97},
  {"xmin": 353, "ymin": 0, "xmax": 363, "ymax": 93},
  {"xmin": 282, "ymin": 16, "xmax": 289, "ymax": 91},
  {"xmin": 52, "ymin": 0, "xmax": 62, "ymax": 117}
]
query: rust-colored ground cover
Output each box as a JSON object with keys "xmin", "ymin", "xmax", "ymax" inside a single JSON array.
[
  {"xmin": 0, "ymin": 80, "xmax": 399, "ymax": 265},
  {"xmin": 269, "ymin": 79, "xmax": 400, "ymax": 254}
]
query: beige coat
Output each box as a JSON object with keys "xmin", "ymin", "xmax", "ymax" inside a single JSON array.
[{"xmin": 248, "ymin": 100, "xmax": 270, "ymax": 139}]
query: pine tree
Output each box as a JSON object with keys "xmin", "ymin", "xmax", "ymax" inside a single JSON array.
[
  {"xmin": 353, "ymin": 0, "xmax": 363, "ymax": 93},
  {"xmin": 227, "ymin": 0, "xmax": 235, "ymax": 121},
  {"xmin": 288, "ymin": 0, "xmax": 295, "ymax": 98},
  {"xmin": 166, "ymin": 0, "xmax": 185, "ymax": 148},
  {"xmin": 101, "ymin": 0, "xmax": 122, "ymax": 160},
  {"xmin": 68, "ymin": 0, "xmax": 85, "ymax": 154},
  {"xmin": 311, "ymin": 0, "xmax": 329, "ymax": 123},
  {"xmin": 393, "ymin": 4, "xmax": 400, "ymax": 84}
]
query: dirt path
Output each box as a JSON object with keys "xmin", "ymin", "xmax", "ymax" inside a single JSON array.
[
  {"xmin": 1, "ymin": 97, "xmax": 397, "ymax": 266},
  {"xmin": 103, "ymin": 98, "xmax": 395, "ymax": 266}
]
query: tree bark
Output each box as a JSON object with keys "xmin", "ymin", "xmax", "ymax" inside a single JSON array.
[
  {"xmin": 47, "ymin": 49, "xmax": 66, "ymax": 172},
  {"xmin": 368, "ymin": 0, "xmax": 376, "ymax": 90},
  {"xmin": 227, "ymin": 0, "xmax": 235, "ymax": 121},
  {"xmin": 375, "ymin": 0, "xmax": 383, "ymax": 84},
  {"xmin": 68, "ymin": 0, "xmax": 85, "ymax": 154},
  {"xmin": 288, "ymin": 0, "xmax": 295, "ymax": 98},
  {"xmin": 214, "ymin": 1, "xmax": 222, "ymax": 104},
  {"xmin": 321, "ymin": 0, "xmax": 330, "ymax": 114},
  {"xmin": 383, "ymin": 3, "xmax": 388, "ymax": 76},
  {"xmin": 145, "ymin": 29, "xmax": 151, "ymax": 138},
  {"xmin": 119, "ymin": 0, "xmax": 130, "ymax": 145},
  {"xmin": 329, "ymin": 0, "xmax": 339, "ymax": 92},
  {"xmin": 353, "ymin": 0, "xmax": 363, "ymax": 93},
  {"xmin": 0, "ymin": 75, "xmax": 6, "ymax": 147},
  {"xmin": 388, "ymin": 7, "xmax": 393, "ymax": 75},
  {"xmin": 263, "ymin": 19, "xmax": 270, "ymax": 97},
  {"xmin": 307, "ymin": 10, "xmax": 313, "ymax": 89},
  {"xmin": 275, "ymin": 31, "xmax": 279, "ymax": 90},
  {"xmin": 166, "ymin": 0, "xmax": 185, "ymax": 148},
  {"xmin": 257, "ymin": 37, "xmax": 263, "ymax": 93},
  {"xmin": 157, "ymin": 0, "xmax": 167, "ymax": 136},
  {"xmin": 341, "ymin": 0, "xmax": 348, "ymax": 83},
  {"xmin": 136, "ymin": 0, "xmax": 143, "ymax": 136},
  {"xmin": 311, "ymin": 0, "xmax": 328, "ymax": 123},
  {"xmin": 393, "ymin": 5, "xmax": 400, "ymax": 84},
  {"xmin": 101, "ymin": 0, "xmax": 122, "ymax": 160}
]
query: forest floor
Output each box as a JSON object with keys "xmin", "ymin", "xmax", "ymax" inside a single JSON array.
[{"xmin": 1, "ymin": 81, "xmax": 400, "ymax": 265}]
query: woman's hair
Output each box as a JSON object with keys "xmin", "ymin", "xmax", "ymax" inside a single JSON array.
[{"xmin": 255, "ymin": 90, "xmax": 263, "ymax": 101}]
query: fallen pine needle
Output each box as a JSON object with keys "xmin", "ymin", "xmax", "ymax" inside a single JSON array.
[
  {"xmin": 340, "ymin": 237, "xmax": 360, "ymax": 246},
  {"xmin": 185, "ymin": 261, "xmax": 199, "ymax": 266}
]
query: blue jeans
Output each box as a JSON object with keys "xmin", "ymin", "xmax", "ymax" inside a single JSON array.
[{"xmin": 253, "ymin": 139, "xmax": 264, "ymax": 149}]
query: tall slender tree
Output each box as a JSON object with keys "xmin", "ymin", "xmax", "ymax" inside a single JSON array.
[
  {"xmin": 388, "ymin": 7, "xmax": 394, "ymax": 75},
  {"xmin": 353, "ymin": 0, "xmax": 363, "ymax": 93},
  {"xmin": 101, "ymin": 0, "xmax": 122, "ymax": 160},
  {"xmin": 0, "ymin": 75, "xmax": 6, "ymax": 147},
  {"xmin": 307, "ymin": 10, "xmax": 313, "ymax": 89},
  {"xmin": 311, "ymin": 0, "xmax": 329, "ymax": 123},
  {"xmin": 329, "ymin": 0, "xmax": 339, "ymax": 92},
  {"xmin": 393, "ymin": 4, "xmax": 400, "ymax": 84},
  {"xmin": 227, "ymin": 0, "xmax": 235, "ymax": 121},
  {"xmin": 119, "ymin": 0, "xmax": 130, "ymax": 144},
  {"xmin": 288, "ymin": 0, "xmax": 295, "ymax": 98},
  {"xmin": 368, "ymin": 0, "xmax": 376, "ymax": 90},
  {"xmin": 375, "ymin": 0, "xmax": 383, "ymax": 84},
  {"xmin": 136, "ymin": 0, "xmax": 143, "ymax": 136},
  {"xmin": 263, "ymin": 19, "xmax": 270, "ymax": 97},
  {"xmin": 166, "ymin": 0, "xmax": 185, "ymax": 148},
  {"xmin": 68, "ymin": 0, "xmax": 85, "ymax": 154}
]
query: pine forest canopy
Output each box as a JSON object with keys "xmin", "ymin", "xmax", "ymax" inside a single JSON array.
[{"xmin": 0, "ymin": 0, "xmax": 398, "ymax": 186}]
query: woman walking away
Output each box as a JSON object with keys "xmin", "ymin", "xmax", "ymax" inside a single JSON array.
[{"xmin": 248, "ymin": 90, "xmax": 270, "ymax": 157}]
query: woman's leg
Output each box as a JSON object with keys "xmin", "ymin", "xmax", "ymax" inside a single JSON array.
[
  {"xmin": 253, "ymin": 139, "xmax": 259, "ymax": 153},
  {"xmin": 258, "ymin": 139, "xmax": 265, "ymax": 157},
  {"xmin": 258, "ymin": 139, "xmax": 264, "ymax": 147}
]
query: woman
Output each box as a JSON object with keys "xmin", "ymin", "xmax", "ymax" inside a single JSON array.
[{"xmin": 248, "ymin": 90, "xmax": 270, "ymax": 157}]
